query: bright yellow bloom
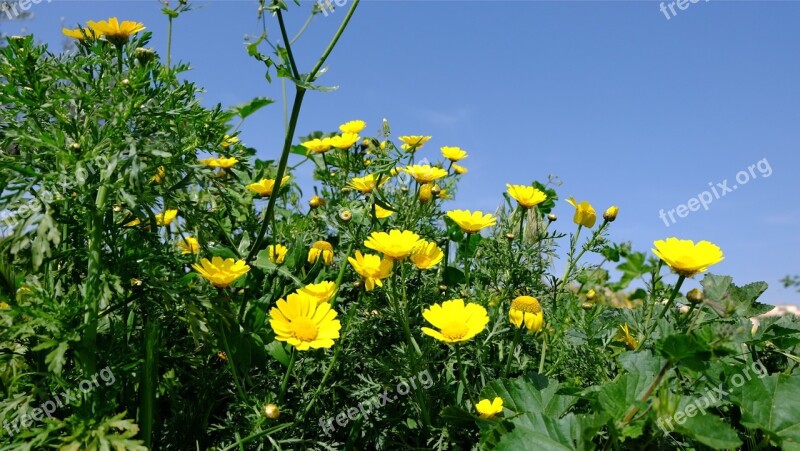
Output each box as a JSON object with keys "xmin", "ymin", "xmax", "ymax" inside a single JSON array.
[
  {"xmin": 452, "ymin": 163, "xmax": 468, "ymax": 175},
  {"xmin": 301, "ymin": 137, "xmax": 333, "ymax": 154},
  {"xmin": 615, "ymin": 323, "xmax": 638, "ymax": 350},
  {"xmin": 506, "ymin": 184, "xmax": 547, "ymax": 209},
  {"xmin": 348, "ymin": 251, "xmax": 393, "ymax": 292},
  {"xmin": 652, "ymin": 238, "xmax": 724, "ymax": 277},
  {"xmin": 86, "ymin": 18, "xmax": 145, "ymax": 45},
  {"xmin": 62, "ymin": 27, "xmax": 96, "ymax": 41},
  {"xmin": 508, "ymin": 296, "xmax": 544, "ymax": 332},
  {"xmin": 329, "ymin": 133, "xmax": 360, "ymax": 150},
  {"xmin": 298, "ymin": 281, "xmax": 337, "ymax": 304},
  {"xmin": 221, "ymin": 134, "xmax": 239, "ymax": 148},
  {"xmin": 566, "ymin": 197, "xmax": 597, "ymax": 228},
  {"xmin": 398, "ymin": 135, "xmax": 432, "ymax": 152},
  {"xmin": 440, "ymin": 146, "xmax": 467, "ymax": 162},
  {"xmin": 308, "ymin": 241, "xmax": 334, "ymax": 266},
  {"xmin": 246, "ymin": 176, "xmax": 291, "ymax": 197},
  {"xmin": 410, "ymin": 240, "xmax": 444, "ymax": 269},
  {"xmin": 364, "ymin": 229, "xmax": 422, "ymax": 260},
  {"xmin": 403, "ymin": 164, "xmax": 448, "ymax": 184},
  {"xmin": 339, "ymin": 120, "xmax": 366, "ymax": 134},
  {"xmin": 421, "ymin": 299, "xmax": 489, "ymax": 344},
  {"xmin": 155, "ymin": 209, "xmax": 178, "ymax": 226},
  {"xmin": 475, "ymin": 397, "xmax": 504, "ymax": 419},
  {"xmin": 151, "ymin": 166, "xmax": 166, "ymax": 184},
  {"xmin": 419, "ymin": 184, "xmax": 433, "ymax": 203},
  {"xmin": 372, "ymin": 204, "xmax": 393, "ymax": 219},
  {"xmin": 603, "ymin": 206, "xmax": 619, "ymax": 222},
  {"xmin": 192, "ymin": 256, "xmax": 251, "ymax": 288},
  {"xmin": 0, "ymin": 301, "xmax": 9, "ymax": 310},
  {"xmin": 177, "ymin": 236, "xmax": 200, "ymax": 254},
  {"xmin": 269, "ymin": 293, "xmax": 340, "ymax": 351},
  {"xmin": 446, "ymin": 210, "xmax": 497, "ymax": 233},
  {"xmin": 200, "ymin": 156, "xmax": 238, "ymax": 169},
  {"xmin": 348, "ymin": 173, "xmax": 386, "ymax": 194},
  {"xmin": 268, "ymin": 244, "xmax": 288, "ymax": 264}
]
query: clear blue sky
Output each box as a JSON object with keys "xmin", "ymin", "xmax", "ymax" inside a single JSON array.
[{"xmin": 6, "ymin": 1, "xmax": 799, "ymax": 304}]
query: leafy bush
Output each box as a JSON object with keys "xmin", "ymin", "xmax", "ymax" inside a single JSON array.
[{"xmin": 1, "ymin": 2, "xmax": 799, "ymax": 450}]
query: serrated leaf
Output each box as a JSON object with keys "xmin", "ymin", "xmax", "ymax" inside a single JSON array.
[
  {"xmin": 730, "ymin": 374, "xmax": 800, "ymax": 448},
  {"xmin": 230, "ymin": 97, "xmax": 275, "ymax": 120},
  {"xmin": 674, "ymin": 413, "xmax": 743, "ymax": 449}
]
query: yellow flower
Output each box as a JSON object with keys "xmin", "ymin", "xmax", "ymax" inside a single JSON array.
[
  {"xmin": 339, "ymin": 120, "xmax": 366, "ymax": 134},
  {"xmin": 192, "ymin": 256, "xmax": 250, "ymax": 288},
  {"xmin": 298, "ymin": 281, "xmax": 337, "ymax": 304},
  {"xmin": 269, "ymin": 293, "xmax": 341, "ymax": 351},
  {"xmin": 268, "ymin": 244, "xmax": 288, "ymax": 264},
  {"xmin": 348, "ymin": 251, "xmax": 393, "ymax": 292},
  {"xmin": 452, "ymin": 163, "xmax": 468, "ymax": 175},
  {"xmin": 475, "ymin": 397, "xmax": 503, "ymax": 419},
  {"xmin": 246, "ymin": 176, "xmax": 291, "ymax": 197},
  {"xmin": 421, "ymin": 299, "xmax": 489, "ymax": 344},
  {"xmin": 62, "ymin": 27, "xmax": 96, "ymax": 41},
  {"xmin": 301, "ymin": 137, "xmax": 333, "ymax": 154},
  {"xmin": 398, "ymin": 135, "xmax": 432, "ymax": 152},
  {"xmin": 615, "ymin": 323, "xmax": 638, "ymax": 350},
  {"xmin": 0, "ymin": 301, "xmax": 9, "ymax": 310},
  {"xmin": 151, "ymin": 166, "xmax": 166, "ymax": 184},
  {"xmin": 410, "ymin": 240, "xmax": 444, "ymax": 270},
  {"xmin": 566, "ymin": 197, "xmax": 597, "ymax": 228},
  {"xmin": 348, "ymin": 173, "xmax": 386, "ymax": 194},
  {"xmin": 508, "ymin": 296, "xmax": 544, "ymax": 332},
  {"xmin": 308, "ymin": 241, "xmax": 334, "ymax": 266},
  {"xmin": 177, "ymin": 236, "xmax": 200, "ymax": 254},
  {"xmin": 440, "ymin": 146, "xmax": 467, "ymax": 162},
  {"xmin": 586, "ymin": 289, "xmax": 596, "ymax": 301},
  {"xmin": 200, "ymin": 156, "xmax": 238, "ymax": 169},
  {"xmin": 155, "ymin": 209, "xmax": 178, "ymax": 226},
  {"xmin": 506, "ymin": 184, "xmax": 547, "ymax": 209},
  {"xmin": 403, "ymin": 164, "xmax": 448, "ymax": 184},
  {"xmin": 372, "ymin": 204, "xmax": 393, "ymax": 219},
  {"xmin": 651, "ymin": 238, "xmax": 724, "ymax": 277},
  {"xmin": 446, "ymin": 210, "xmax": 497, "ymax": 233},
  {"xmin": 309, "ymin": 195, "xmax": 325, "ymax": 209},
  {"xmin": 603, "ymin": 206, "xmax": 619, "ymax": 222},
  {"xmin": 363, "ymin": 229, "xmax": 422, "ymax": 260},
  {"xmin": 419, "ymin": 184, "xmax": 433, "ymax": 203},
  {"xmin": 86, "ymin": 18, "xmax": 145, "ymax": 45},
  {"xmin": 329, "ymin": 133, "xmax": 361, "ymax": 150},
  {"xmin": 221, "ymin": 134, "xmax": 239, "ymax": 148}
]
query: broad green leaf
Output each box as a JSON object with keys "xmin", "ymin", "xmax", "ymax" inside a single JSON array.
[
  {"xmin": 597, "ymin": 372, "xmax": 653, "ymax": 419},
  {"xmin": 674, "ymin": 413, "xmax": 743, "ymax": 449},
  {"xmin": 481, "ymin": 374, "xmax": 576, "ymax": 418},
  {"xmin": 730, "ymin": 374, "xmax": 800, "ymax": 449},
  {"xmin": 265, "ymin": 340, "xmax": 291, "ymax": 367}
]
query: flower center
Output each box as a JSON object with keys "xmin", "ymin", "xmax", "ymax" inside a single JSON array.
[
  {"xmin": 511, "ymin": 297, "xmax": 541, "ymax": 314},
  {"xmin": 292, "ymin": 317, "xmax": 319, "ymax": 342},
  {"xmin": 441, "ymin": 321, "xmax": 469, "ymax": 341}
]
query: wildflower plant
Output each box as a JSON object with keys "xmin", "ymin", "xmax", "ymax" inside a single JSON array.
[{"xmin": 0, "ymin": 2, "xmax": 799, "ymax": 450}]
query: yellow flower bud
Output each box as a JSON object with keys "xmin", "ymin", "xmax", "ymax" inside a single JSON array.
[
  {"xmin": 603, "ymin": 206, "xmax": 619, "ymax": 223},
  {"xmin": 263, "ymin": 403, "xmax": 280, "ymax": 419},
  {"xmin": 686, "ymin": 288, "xmax": 704, "ymax": 304},
  {"xmin": 309, "ymin": 195, "xmax": 325, "ymax": 209}
]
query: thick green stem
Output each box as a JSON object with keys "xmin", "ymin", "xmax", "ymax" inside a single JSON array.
[
  {"xmin": 166, "ymin": 17, "xmax": 173, "ymax": 71},
  {"xmin": 278, "ymin": 348, "xmax": 296, "ymax": 403},
  {"xmin": 82, "ymin": 185, "xmax": 109, "ymax": 374}
]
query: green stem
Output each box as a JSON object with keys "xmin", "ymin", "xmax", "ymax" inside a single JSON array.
[
  {"xmin": 140, "ymin": 315, "xmax": 159, "ymax": 448},
  {"xmin": 82, "ymin": 185, "xmax": 109, "ymax": 374},
  {"xmin": 278, "ymin": 347, "xmax": 296, "ymax": 403},
  {"xmin": 641, "ymin": 275, "xmax": 686, "ymax": 348},
  {"xmin": 221, "ymin": 325, "xmax": 247, "ymax": 400},
  {"xmin": 503, "ymin": 328, "xmax": 522, "ymax": 378},
  {"xmin": 166, "ymin": 17, "xmax": 173, "ymax": 71},
  {"xmin": 219, "ymin": 423, "xmax": 292, "ymax": 451},
  {"xmin": 455, "ymin": 345, "xmax": 477, "ymax": 408},
  {"xmin": 538, "ymin": 334, "xmax": 548, "ymax": 375}
]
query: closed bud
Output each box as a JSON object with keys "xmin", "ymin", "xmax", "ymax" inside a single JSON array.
[
  {"xmin": 69, "ymin": 142, "xmax": 81, "ymax": 151},
  {"xmin": 339, "ymin": 210, "xmax": 352, "ymax": 222},
  {"xmin": 134, "ymin": 47, "xmax": 157, "ymax": 64},
  {"xmin": 309, "ymin": 195, "xmax": 325, "ymax": 209},
  {"xmin": 381, "ymin": 118, "xmax": 390, "ymax": 136},
  {"xmin": 505, "ymin": 233, "xmax": 515, "ymax": 241},
  {"xmin": 419, "ymin": 184, "xmax": 432, "ymax": 203},
  {"xmin": 603, "ymin": 206, "xmax": 619, "ymax": 222},
  {"xmin": 263, "ymin": 403, "xmax": 280, "ymax": 419},
  {"xmin": 586, "ymin": 289, "xmax": 596, "ymax": 300},
  {"xmin": 547, "ymin": 213, "xmax": 557, "ymax": 222},
  {"xmin": 121, "ymin": 78, "xmax": 130, "ymax": 86},
  {"xmin": 686, "ymin": 288, "xmax": 703, "ymax": 304}
]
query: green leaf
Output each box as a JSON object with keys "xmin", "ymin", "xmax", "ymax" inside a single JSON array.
[
  {"xmin": 656, "ymin": 333, "xmax": 711, "ymax": 370},
  {"xmin": 481, "ymin": 374, "xmax": 576, "ymax": 418},
  {"xmin": 230, "ymin": 97, "xmax": 275, "ymax": 120},
  {"xmin": 596, "ymin": 372, "xmax": 653, "ymax": 419},
  {"xmin": 443, "ymin": 267, "xmax": 465, "ymax": 286},
  {"xmin": 730, "ymin": 374, "xmax": 800, "ymax": 448},
  {"xmin": 266, "ymin": 340, "xmax": 291, "ymax": 367},
  {"xmin": 674, "ymin": 413, "xmax": 743, "ymax": 449}
]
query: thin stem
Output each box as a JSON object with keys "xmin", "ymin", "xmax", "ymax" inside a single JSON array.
[
  {"xmin": 276, "ymin": 9, "xmax": 300, "ymax": 80},
  {"xmin": 307, "ymin": 0, "xmax": 360, "ymax": 81},
  {"xmin": 290, "ymin": 11, "xmax": 315, "ymax": 44},
  {"xmin": 455, "ymin": 345, "xmax": 477, "ymax": 408},
  {"xmin": 219, "ymin": 423, "xmax": 292, "ymax": 451},
  {"xmin": 166, "ymin": 17, "xmax": 173, "ymax": 71},
  {"xmin": 278, "ymin": 347, "xmax": 296, "ymax": 403},
  {"xmin": 503, "ymin": 328, "xmax": 522, "ymax": 378},
  {"xmin": 221, "ymin": 325, "xmax": 247, "ymax": 400},
  {"xmin": 538, "ymin": 334, "xmax": 548, "ymax": 375},
  {"xmin": 641, "ymin": 275, "xmax": 686, "ymax": 347},
  {"xmin": 620, "ymin": 361, "xmax": 671, "ymax": 426}
]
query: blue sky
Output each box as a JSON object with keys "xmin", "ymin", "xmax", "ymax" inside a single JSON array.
[{"xmin": 6, "ymin": 0, "xmax": 799, "ymax": 304}]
